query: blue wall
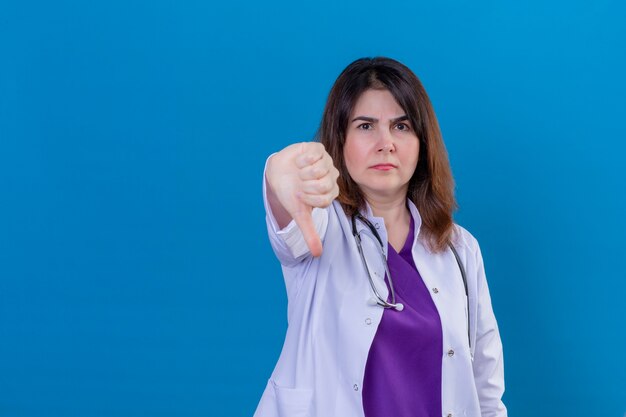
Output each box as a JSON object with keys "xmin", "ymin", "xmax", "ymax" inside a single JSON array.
[{"xmin": 1, "ymin": 0, "xmax": 624, "ymax": 416}]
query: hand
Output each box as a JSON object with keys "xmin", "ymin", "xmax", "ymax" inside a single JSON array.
[{"xmin": 266, "ymin": 142, "xmax": 340, "ymax": 257}]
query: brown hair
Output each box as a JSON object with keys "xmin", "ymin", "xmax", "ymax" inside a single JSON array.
[{"xmin": 316, "ymin": 57, "xmax": 457, "ymax": 252}]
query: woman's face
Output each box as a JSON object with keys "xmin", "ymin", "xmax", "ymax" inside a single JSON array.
[{"xmin": 343, "ymin": 88, "xmax": 420, "ymax": 202}]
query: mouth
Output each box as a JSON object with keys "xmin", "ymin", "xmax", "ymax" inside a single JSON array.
[{"xmin": 370, "ymin": 163, "xmax": 397, "ymax": 171}]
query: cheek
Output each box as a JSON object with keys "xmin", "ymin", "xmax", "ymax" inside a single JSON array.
[
  {"xmin": 343, "ymin": 149, "xmax": 357, "ymax": 178},
  {"xmin": 343, "ymin": 138, "xmax": 363, "ymax": 173},
  {"xmin": 408, "ymin": 140, "xmax": 420, "ymax": 166}
]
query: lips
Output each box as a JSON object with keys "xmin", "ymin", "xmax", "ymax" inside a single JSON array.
[{"xmin": 371, "ymin": 163, "xmax": 397, "ymax": 170}]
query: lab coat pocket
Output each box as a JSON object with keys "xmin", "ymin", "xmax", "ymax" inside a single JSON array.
[{"xmin": 271, "ymin": 380, "xmax": 313, "ymax": 417}]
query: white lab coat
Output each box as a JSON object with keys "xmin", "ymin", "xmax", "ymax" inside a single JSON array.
[{"xmin": 254, "ymin": 175, "xmax": 507, "ymax": 417}]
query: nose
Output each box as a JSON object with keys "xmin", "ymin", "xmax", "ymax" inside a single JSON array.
[{"xmin": 377, "ymin": 130, "xmax": 395, "ymax": 153}]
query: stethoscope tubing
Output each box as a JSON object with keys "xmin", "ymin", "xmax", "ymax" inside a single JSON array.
[
  {"xmin": 352, "ymin": 213, "xmax": 403, "ymax": 311},
  {"xmin": 351, "ymin": 213, "xmax": 471, "ymax": 349}
]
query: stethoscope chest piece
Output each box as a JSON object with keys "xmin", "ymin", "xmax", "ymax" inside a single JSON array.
[{"xmin": 351, "ymin": 212, "xmax": 471, "ymax": 347}]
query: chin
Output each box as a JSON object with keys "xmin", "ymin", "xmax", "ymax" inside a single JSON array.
[{"xmin": 361, "ymin": 185, "xmax": 408, "ymax": 199}]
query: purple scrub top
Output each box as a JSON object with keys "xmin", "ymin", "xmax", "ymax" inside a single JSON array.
[{"xmin": 362, "ymin": 214, "xmax": 443, "ymax": 417}]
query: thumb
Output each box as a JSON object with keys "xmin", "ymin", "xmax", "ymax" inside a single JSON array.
[{"xmin": 292, "ymin": 204, "xmax": 323, "ymax": 257}]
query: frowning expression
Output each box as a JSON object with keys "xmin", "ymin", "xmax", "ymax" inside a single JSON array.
[{"xmin": 343, "ymin": 89, "xmax": 420, "ymax": 201}]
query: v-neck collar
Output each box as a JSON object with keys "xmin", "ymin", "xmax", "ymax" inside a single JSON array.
[{"xmin": 388, "ymin": 211, "xmax": 415, "ymax": 258}]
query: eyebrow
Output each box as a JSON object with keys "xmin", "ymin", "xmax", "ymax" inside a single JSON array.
[{"xmin": 351, "ymin": 115, "xmax": 409, "ymax": 124}]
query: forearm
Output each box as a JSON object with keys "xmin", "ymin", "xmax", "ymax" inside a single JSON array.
[{"xmin": 265, "ymin": 172, "xmax": 293, "ymax": 230}]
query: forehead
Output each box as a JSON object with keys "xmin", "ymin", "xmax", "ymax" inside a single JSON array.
[{"xmin": 351, "ymin": 89, "xmax": 405, "ymax": 116}]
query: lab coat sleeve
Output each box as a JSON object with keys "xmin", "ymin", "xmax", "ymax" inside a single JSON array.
[
  {"xmin": 262, "ymin": 157, "xmax": 329, "ymax": 267},
  {"xmin": 472, "ymin": 242, "xmax": 508, "ymax": 417}
]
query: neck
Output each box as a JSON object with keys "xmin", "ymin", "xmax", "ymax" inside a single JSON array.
[{"xmin": 365, "ymin": 193, "xmax": 410, "ymax": 231}]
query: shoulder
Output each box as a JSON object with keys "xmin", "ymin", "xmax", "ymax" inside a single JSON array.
[
  {"xmin": 450, "ymin": 223, "xmax": 481, "ymax": 256},
  {"xmin": 450, "ymin": 223, "xmax": 491, "ymax": 291},
  {"xmin": 329, "ymin": 200, "xmax": 350, "ymax": 226}
]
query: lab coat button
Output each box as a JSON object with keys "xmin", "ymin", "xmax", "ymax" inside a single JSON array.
[
  {"xmin": 432, "ymin": 288, "xmax": 439, "ymax": 294},
  {"xmin": 447, "ymin": 414, "xmax": 453, "ymax": 417},
  {"xmin": 374, "ymin": 223, "xmax": 380, "ymax": 229},
  {"xmin": 447, "ymin": 349, "xmax": 455, "ymax": 357},
  {"xmin": 353, "ymin": 384, "xmax": 359, "ymax": 391},
  {"xmin": 365, "ymin": 318, "xmax": 372, "ymax": 325}
]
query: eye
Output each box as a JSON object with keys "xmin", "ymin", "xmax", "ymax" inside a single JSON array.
[
  {"xmin": 394, "ymin": 122, "xmax": 411, "ymax": 131},
  {"xmin": 357, "ymin": 123, "xmax": 373, "ymax": 131}
]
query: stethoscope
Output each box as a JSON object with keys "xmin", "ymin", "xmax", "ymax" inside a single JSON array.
[{"xmin": 351, "ymin": 212, "xmax": 471, "ymax": 348}]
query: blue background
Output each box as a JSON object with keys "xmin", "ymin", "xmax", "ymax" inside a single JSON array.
[{"xmin": 1, "ymin": 0, "xmax": 625, "ymax": 416}]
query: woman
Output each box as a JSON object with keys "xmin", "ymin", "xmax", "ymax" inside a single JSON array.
[{"xmin": 255, "ymin": 57, "xmax": 506, "ymax": 417}]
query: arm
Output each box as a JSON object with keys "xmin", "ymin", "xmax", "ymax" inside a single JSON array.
[
  {"xmin": 263, "ymin": 166, "xmax": 329, "ymax": 267},
  {"xmin": 472, "ymin": 244, "xmax": 508, "ymax": 417},
  {"xmin": 262, "ymin": 142, "xmax": 339, "ymax": 265},
  {"xmin": 265, "ymin": 168, "xmax": 294, "ymax": 230}
]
